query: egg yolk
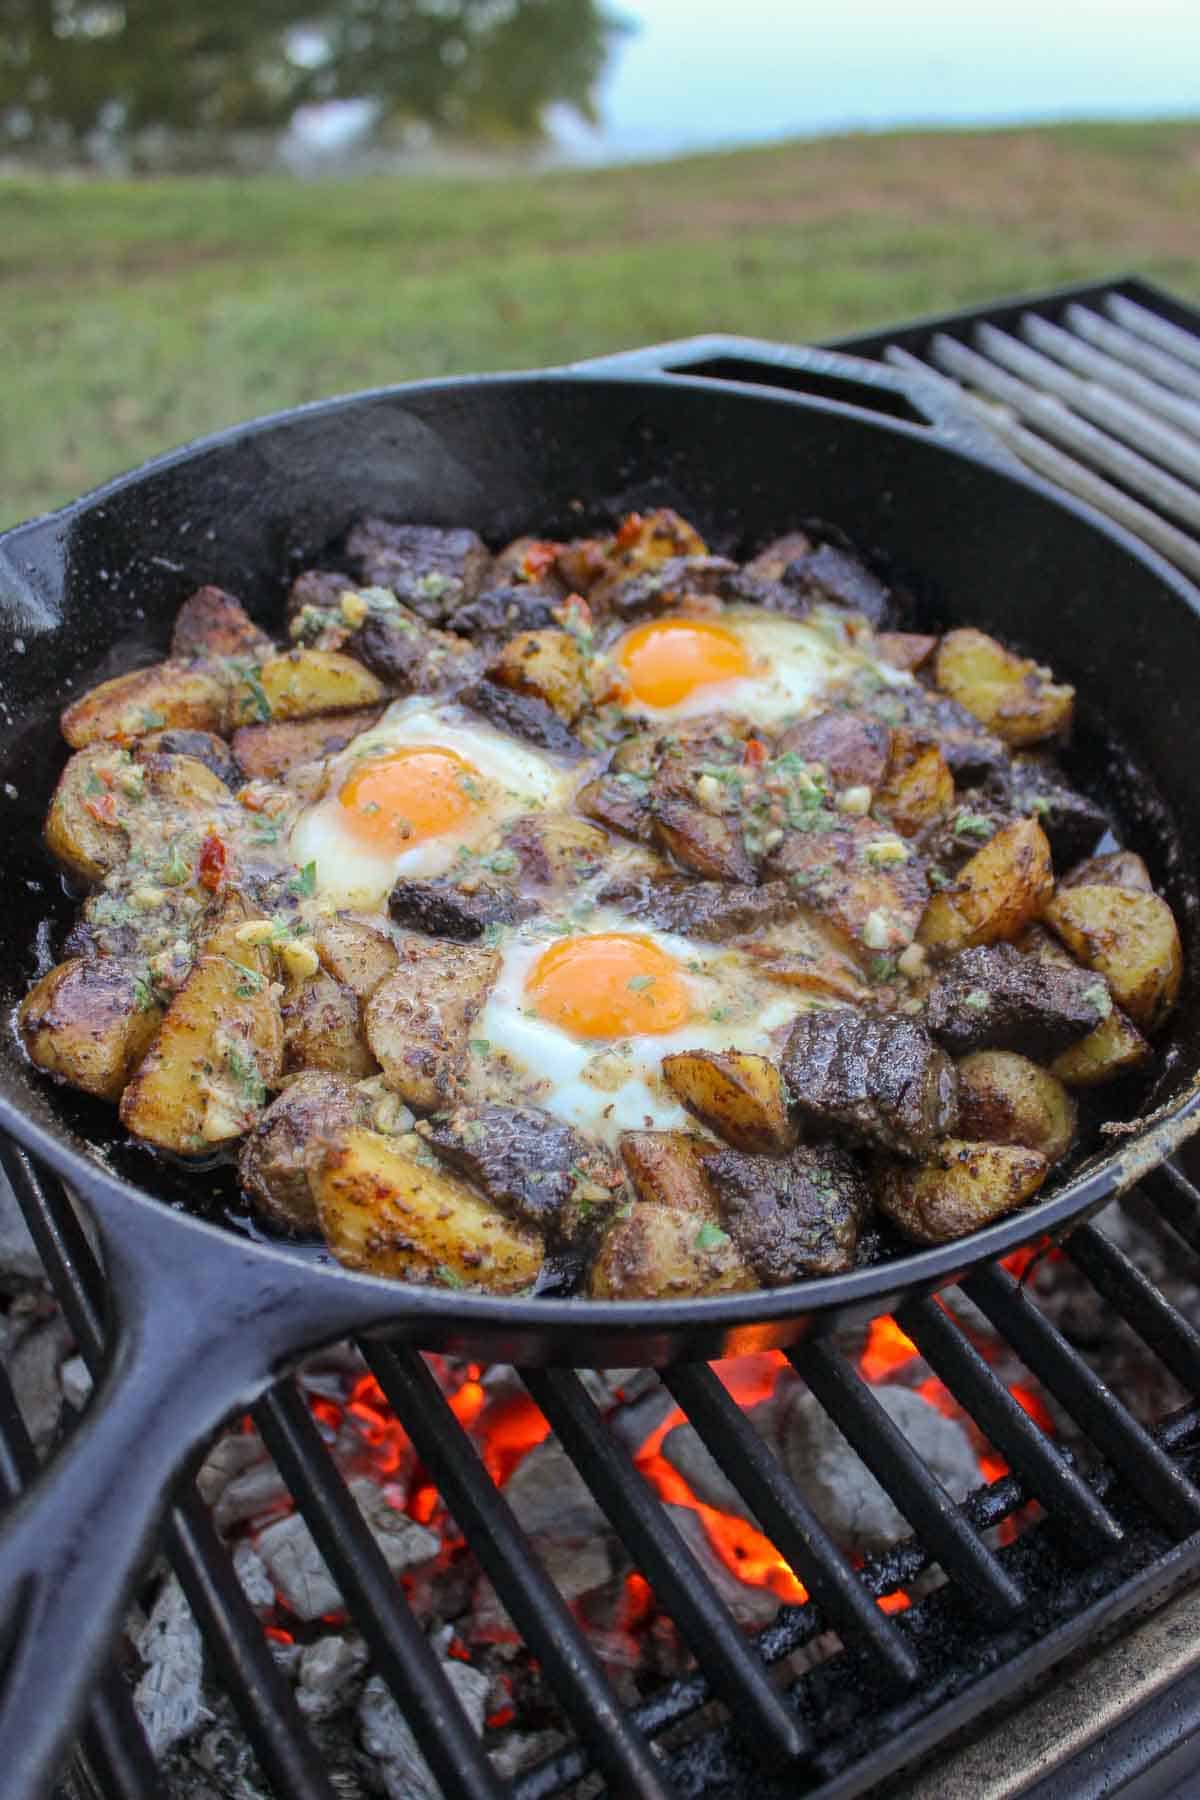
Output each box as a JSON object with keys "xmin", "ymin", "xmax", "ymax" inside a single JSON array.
[
  {"xmin": 526, "ymin": 933, "xmax": 692, "ymax": 1039},
  {"xmin": 338, "ymin": 746, "xmax": 484, "ymax": 849},
  {"xmin": 616, "ymin": 618, "xmax": 750, "ymax": 709}
]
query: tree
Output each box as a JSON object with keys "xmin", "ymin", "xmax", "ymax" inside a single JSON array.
[{"xmin": 0, "ymin": 0, "xmax": 625, "ymax": 165}]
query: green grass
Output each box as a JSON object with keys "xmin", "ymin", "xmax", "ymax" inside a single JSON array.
[{"xmin": 2, "ymin": 117, "xmax": 1198, "ymax": 528}]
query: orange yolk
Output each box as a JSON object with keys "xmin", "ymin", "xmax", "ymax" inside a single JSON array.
[
  {"xmin": 526, "ymin": 933, "xmax": 692, "ymax": 1039},
  {"xmin": 338, "ymin": 746, "xmax": 483, "ymax": 849},
  {"xmin": 616, "ymin": 618, "xmax": 750, "ymax": 709}
]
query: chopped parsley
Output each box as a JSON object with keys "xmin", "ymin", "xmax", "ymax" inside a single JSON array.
[
  {"xmin": 131, "ymin": 971, "xmax": 159, "ymax": 1012},
  {"xmin": 238, "ymin": 666, "xmax": 272, "ymax": 722},
  {"xmin": 85, "ymin": 773, "xmax": 106, "ymax": 797},
  {"xmin": 288, "ymin": 861, "xmax": 317, "ymax": 897},
  {"xmin": 485, "ymin": 849, "xmax": 517, "ymax": 874},
  {"xmin": 160, "ymin": 842, "xmax": 191, "ymax": 886},
  {"xmin": 695, "ymin": 1222, "xmax": 730, "ymax": 1251},
  {"xmin": 225, "ymin": 1044, "xmax": 266, "ymax": 1107},
  {"xmin": 470, "ymin": 1038, "xmax": 492, "ymax": 1058},
  {"xmin": 953, "ymin": 811, "xmax": 994, "ymax": 840},
  {"xmin": 962, "ymin": 989, "xmax": 992, "ymax": 1012},
  {"xmin": 434, "ymin": 1262, "xmax": 465, "ymax": 1289},
  {"xmin": 627, "ymin": 974, "xmax": 655, "ymax": 992},
  {"xmin": 140, "ymin": 708, "xmax": 167, "ymax": 730}
]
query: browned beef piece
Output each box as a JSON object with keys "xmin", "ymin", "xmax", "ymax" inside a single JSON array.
[
  {"xmin": 140, "ymin": 729, "xmax": 239, "ymax": 788},
  {"xmin": 704, "ymin": 1143, "xmax": 870, "ymax": 1283},
  {"xmin": 421, "ymin": 1104, "xmax": 619, "ymax": 1245},
  {"xmin": 921, "ymin": 796, "xmax": 1014, "ymax": 884},
  {"xmin": 861, "ymin": 684, "xmax": 1008, "ymax": 782},
  {"xmin": 995, "ymin": 754, "xmax": 1111, "ymax": 866},
  {"xmin": 782, "ymin": 543, "xmax": 894, "ymax": 629},
  {"xmin": 458, "ymin": 680, "xmax": 585, "ymax": 759},
  {"xmin": 388, "ymin": 878, "xmax": 526, "ymax": 941},
  {"xmin": 762, "ymin": 812, "xmax": 931, "ymax": 956},
  {"xmin": 782, "ymin": 1011, "xmax": 958, "ymax": 1156},
  {"xmin": 652, "ymin": 797, "xmax": 757, "ymax": 883},
  {"xmin": 286, "ymin": 569, "xmax": 355, "ymax": 635},
  {"xmin": 344, "ymin": 521, "xmax": 491, "ymax": 623},
  {"xmin": 577, "ymin": 771, "xmax": 654, "ymax": 843},
  {"xmin": 595, "ymin": 875, "xmax": 797, "ymax": 941},
  {"xmin": 743, "ymin": 531, "xmax": 815, "ymax": 581},
  {"xmin": 349, "ymin": 610, "xmax": 483, "ymax": 695},
  {"xmin": 925, "ymin": 943, "xmax": 1111, "ymax": 1057},
  {"xmin": 450, "ymin": 585, "xmax": 563, "ymax": 645},
  {"xmin": 171, "ymin": 585, "xmax": 272, "ymax": 661},
  {"xmin": 239, "ymin": 1073, "xmax": 372, "ymax": 1235},
  {"xmin": 597, "ymin": 555, "xmax": 737, "ymax": 621},
  {"xmin": 719, "ymin": 570, "xmax": 813, "ymax": 616},
  {"xmin": 775, "ymin": 709, "xmax": 892, "ymax": 790}
]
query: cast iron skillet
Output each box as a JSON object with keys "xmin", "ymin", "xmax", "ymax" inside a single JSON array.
[{"xmin": 1, "ymin": 339, "xmax": 1199, "ymax": 1797}]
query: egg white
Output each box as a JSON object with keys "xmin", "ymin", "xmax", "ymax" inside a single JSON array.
[
  {"xmin": 290, "ymin": 697, "xmax": 579, "ymax": 908},
  {"xmin": 611, "ymin": 607, "xmax": 910, "ymax": 725},
  {"xmin": 467, "ymin": 909, "xmax": 809, "ymax": 1144}
]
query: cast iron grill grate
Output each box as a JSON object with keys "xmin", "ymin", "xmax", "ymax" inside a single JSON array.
[{"xmin": 2, "ymin": 273, "xmax": 1200, "ymax": 1800}]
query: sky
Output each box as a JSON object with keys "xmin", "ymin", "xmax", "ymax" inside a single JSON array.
[{"xmin": 550, "ymin": 0, "xmax": 1200, "ymax": 161}]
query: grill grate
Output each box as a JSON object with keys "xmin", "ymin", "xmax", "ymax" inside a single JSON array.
[{"xmin": 2, "ymin": 274, "xmax": 1200, "ymax": 1800}]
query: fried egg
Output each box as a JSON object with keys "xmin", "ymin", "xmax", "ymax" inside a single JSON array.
[
  {"xmin": 290, "ymin": 697, "xmax": 577, "ymax": 907},
  {"xmin": 469, "ymin": 910, "xmax": 805, "ymax": 1143},
  {"xmin": 607, "ymin": 607, "xmax": 907, "ymax": 724}
]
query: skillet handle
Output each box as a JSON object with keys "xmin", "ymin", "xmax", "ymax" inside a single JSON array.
[{"xmin": 568, "ymin": 334, "xmax": 1022, "ymax": 472}]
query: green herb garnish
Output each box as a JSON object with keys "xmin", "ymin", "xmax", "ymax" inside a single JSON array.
[
  {"xmin": 288, "ymin": 861, "xmax": 317, "ymax": 897},
  {"xmin": 695, "ymin": 1222, "xmax": 730, "ymax": 1251}
]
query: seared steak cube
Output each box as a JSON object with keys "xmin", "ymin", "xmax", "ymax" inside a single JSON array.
[
  {"xmin": 704, "ymin": 1143, "xmax": 870, "ymax": 1283},
  {"xmin": 421, "ymin": 1103, "xmax": 619, "ymax": 1245},
  {"xmin": 388, "ymin": 877, "xmax": 525, "ymax": 941},
  {"xmin": 595, "ymin": 876, "xmax": 797, "ymax": 941},
  {"xmin": 458, "ymin": 679, "xmax": 585, "ymax": 758},
  {"xmin": 344, "ymin": 521, "xmax": 491, "ymax": 622},
  {"xmin": 862, "ymin": 685, "xmax": 1008, "ymax": 783},
  {"xmin": 995, "ymin": 754, "xmax": 1111, "ymax": 866},
  {"xmin": 598, "ymin": 554, "xmax": 737, "ymax": 621},
  {"xmin": 782, "ymin": 1010, "xmax": 958, "ymax": 1156},
  {"xmin": 451, "ymin": 585, "xmax": 563, "ymax": 645},
  {"xmin": 782, "ymin": 543, "xmax": 894, "ymax": 629},
  {"xmin": 775, "ymin": 709, "xmax": 892, "ymax": 791},
  {"xmin": 925, "ymin": 943, "xmax": 1111, "ymax": 1057},
  {"xmin": 350, "ymin": 609, "xmax": 483, "ymax": 695}
]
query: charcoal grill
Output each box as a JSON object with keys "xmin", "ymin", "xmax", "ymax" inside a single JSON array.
[{"xmin": 3, "ymin": 274, "xmax": 1200, "ymax": 1800}]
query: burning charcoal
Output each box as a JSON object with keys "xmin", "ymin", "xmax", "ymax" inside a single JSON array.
[
  {"xmin": 926, "ymin": 943, "xmax": 1111, "ymax": 1057},
  {"xmin": 781, "ymin": 1011, "xmax": 958, "ymax": 1156},
  {"xmin": 388, "ymin": 876, "xmax": 525, "ymax": 941},
  {"xmin": 296, "ymin": 1635, "xmax": 370, "ymax": 1722},
  {"xmin": 214, "ymin": 1459, "xmax": 293, "ymax": 1534},
  {"xmin": 6, "ymin": 1312, "xmax": 72, "ymax": 1453},
  {"xmin": 232, "ymin": 1540, "xmax": 274, "ymax": 1616},
  {"xmin": 360, "ymin": 1663, "xmax": 489, "ymax": 1800},
  {"xmin": 451, "ymin": 584, "xmax": 563, "ymax": 644},
  {"xmin": 419, "ymin": 1104, "xmax": 620, "ymax": 1246},
  {"xmin": 503, "ymin": 1438, "xmax": 615, "ymax": 1542},
  {"xmin": 133, "ymin": 1575, "xmax": 207, "ymax": 1758},
  {"xmin": 196, "ymin": 1429, "xmax": 270, "ymax": 1510},
  {"xmin": 998, "ymin": 754, "xmax": 1111, "ymax": 866},
  {"xmin": 458, "ymin": 679, "xmax": 585, "ymax": 758},
  {"xmin": 664, "ymin": 1506, "xmax": 781, "ymax": 1626},
  {"xmin": 704, "ymin": 1145, "xmax": 870, "ymax": 1283},
  {"xmin": 257, "ymin": 1479, "xmax": 438, "ymax": 1621},
  {"xmin": 59, "ymin": 1353, "xmax": 93, "ymax": 1410},
  {"xmin": 782, "ymin": 542, "xmax": 894, "ymax": 628},
  {"xmin": 594, "ymin": 875, "xmax": 797, "ymax": 941},
  {"xmin": 779, "ymin": 1386, "xmax": 979, "ymax": 1554},
  {"xmin": 0, "ymin": 1169, "xmax": 41, "ymax": 1286},
  {"xmin": 344, "ymin": 520, "xmax": 491, "ymax": 622}
]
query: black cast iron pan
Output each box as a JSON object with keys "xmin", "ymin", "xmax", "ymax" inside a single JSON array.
[{"xmin": 1, "ymin": 338, "xmax": 1199, "ymax": 1798}]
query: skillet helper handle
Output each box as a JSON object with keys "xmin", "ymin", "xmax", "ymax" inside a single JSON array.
[{"xmin": 569, "ymin": 334, "xmax": 1020, "ymax": 471}]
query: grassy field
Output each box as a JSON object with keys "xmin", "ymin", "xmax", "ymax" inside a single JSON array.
[{"xmin": 2, "ymin": 117, "xmax": 1198, "ymax": 529}]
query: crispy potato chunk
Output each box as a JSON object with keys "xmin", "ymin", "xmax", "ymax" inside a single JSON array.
[
  {"xmin": 489, "ymin": 629, "xmax": 587, "ymax": 724},
  {"xmin": 661, "ymin": 1051, "xmax": 797, "ymax": 1155},
  {"xmin": 119, "ymin": 901, "xmax": 282, "ymax": 1153},
  {"xmin": 652, "ymin": 797, "xmax": 757, "ymax": 884},
  {"xmin": 874, "ymin": 732, "xmax": 955, "ymax": 837},
  {"xmin": 957, "ymin": 1051, "xmax": 1077, "ymax": 1164},
  {"xmin": 874, "ymin": 632, "xmax": 938, "ymax": 673},
  {"xmin": 589, "ymin": 1202, "xmax": 756, "ymax": 1299},
  {"xmin": 313, "ymin": 1126, "xmax": 542, "ymax": 1291},
  {"xmin": 232, "ymin": 707, "xmax": 385, "ymax": 781},
  {"xmin": 61, "ymin": 661, "xmax": 226, "ymax": 749},
  {"xmin": 609, "ymin": 508, "xmax": 708, "ymax": 575},
  {"xmin": 226, "ymin": 650, "xmax": 385, "ymax": 727},
  {"xmin": 365, "ymin": 938, "xmax": 498, "ymax": 1111},
  {"xmin": 764, "ymin": 814, "xmax": 930, "ymax": 956},
  {"xmin": 315, "ymin": 912, "xmax": 399, "ymax": 1001},
  {"xmin": 19, "ymin": 957, "xmax": 163, "ymax": 1101},
  {"xmin": 934, "ymin": 628, "xmax": 1074, "ymax": 747},
  {"xmin": 282, "ymin": 971, "xmax": 377, "ymax": 1078},
  {"xmin": 876, "ymin": 1139, "xmax": 1048, "ymax": 1245},
  {"xmin": 44, "ymin": 745, "xmax": 137, "ymax": 885},
  {"xmin": 918, "ymin": 818, "xmax": 1054, "ymax": 952},
  {"xmin": 621, "ymin": 1130, "xmax": 717, "ymax": 1211},
  {"xmin": 137, "ymin": 751, "xmax": 231, "ymax": 810},
  {"xmin": 1060, "ymin": 850, "xmax": 1153, "ymax": 893},
  {"xmin": 1051, "ymin": 1008, "xmax": 1152, "ymax": 1087},
  {"xmin": 170, "ymin": 585, "xmax": 271, "ymax": 661},
  {"xmin": 1043, "ymin": 885, "xmax": 1181, "ymax": 1031},
  {"xmin": 239, "ymin": 1072, "xmax": 373, "ymax": 1234}
]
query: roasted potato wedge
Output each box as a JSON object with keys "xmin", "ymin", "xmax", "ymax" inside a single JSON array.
[
  {"xmin": 232, "ymin": 707, "xmax": 385, "ymax": 782},
  {"xmin": 1043, "ymin": 885, "xmax": 1181, "ymax": 1031},
  {"xmin": 138, "ymin": 728, "xmax": 241, "ymax": 788},
  {"xmin": 313, "ymin": 1126, "xmax": 542, "ymax": 1291},
  {"xmin": 956, "ymin": 1051, "xmax": 1077, "ymax": 1164},
  {"xmin": 874, "ymin": 732, "xmax": 954, "ymax": 837},
  {"xmin": 62, "ymin": 661, "xmax": 226, "ymax": 749},
  {"xmin": 238, "ymin": 1072, "xmax": 373, "ymax": 1234},
  {"xmin": 489, "ymin": 629, "xmax": 587, "ymax": 724},
  {"xmin": 137, "ymin": 751, "xmax": 232, "ymax": 811},
  {"xmin": 19, "ymin": 957, "xmax": 163, "ymax": 1101},
  {"xmin": 1059, "ymin": 850, "xmax": 1153, "ymax": 893},
  {"xmin": 170, "ymin": 585, "xmax": 272, "ymax": 661},
  {"xmin": 918, "ymin": 817, "xmax": 1054, "ymax": 952},
  {"xmin": 281, "ymin": 971, "xmax": 377, "ymax": 1079},
  {"xmin": 607, "ymin": 508, "xmax": 707, "ymax": 575},
  {"xmin": 315, "ymin": 912, "xmax": 399, "ymax": 1001},
  {"xmin": 1050, "ymin": 1008, "xmax": 1152, "ymax": 1087},
  {"xmin": 620, "ymin": 1130, "xmax": 718, "ymax": 1212},
  {"xmin": 875, "ymin": 1139, "xmax": 1049, "ymax": 1245},
  {"xmin": 226, "ymin": 650, "xmax": 385, "ymax": 727},
  {"xmin": 764, "ymin": 814, "xmax": 930, "ymax": 956},
  {"xmin": 589, "ymin": 1201, "xmax": 756, "ymax": 1300},
  {"xmin": 934, "ymin": 628, "xmax": 1074, "ymax": 746},
  {"xmin": 365, "ymin": 938, "xmax": 498, "ymax": 1111},
  {"xmin": 652, "ymin": 797, "xmax": 757, "ymax": 884},
  {"xmin": 118, "ymin": 901, "xmax": 282, "ymax": 1153},
  {"xmin": 661, "ymin": 1050, "xmax": 798, "ymax": 1155},
  {"xmin": 44, "ymin": 745, "xmax": 138, "ymax": 884}
]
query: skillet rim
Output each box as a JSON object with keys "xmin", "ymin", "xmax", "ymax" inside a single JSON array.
[{"xmin": 3, "ymin": 359, "xmax": 1200, "ymax": 1337}]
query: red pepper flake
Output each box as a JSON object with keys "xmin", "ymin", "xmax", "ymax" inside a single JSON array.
[
  {"xmin": 521, "ymin": 540, "xmax": 559, "ymax": 581},
  {"xmin": 615, "ymin": 511, "xmax": 644, "ymax": 551},
  {"xmin": 743, "ymin": 737, "xmax": 768, "ymax": 767},
  {"xmin": 197, "ymin": 833, "xmax": 227, "ymax": 891},
  {"xmin": 84, "ymin": 794, "xmax": 120, "ymax": 826}
]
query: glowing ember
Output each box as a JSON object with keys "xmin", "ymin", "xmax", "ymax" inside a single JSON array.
[{"xmin": 859, "ymin": 1316, "xmax": 919, "ymax": 1383}]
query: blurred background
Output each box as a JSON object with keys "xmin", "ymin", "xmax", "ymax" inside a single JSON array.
[{"xmin": 1, "ymin": 0, "xmax": 1197, "ymax": 529}]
